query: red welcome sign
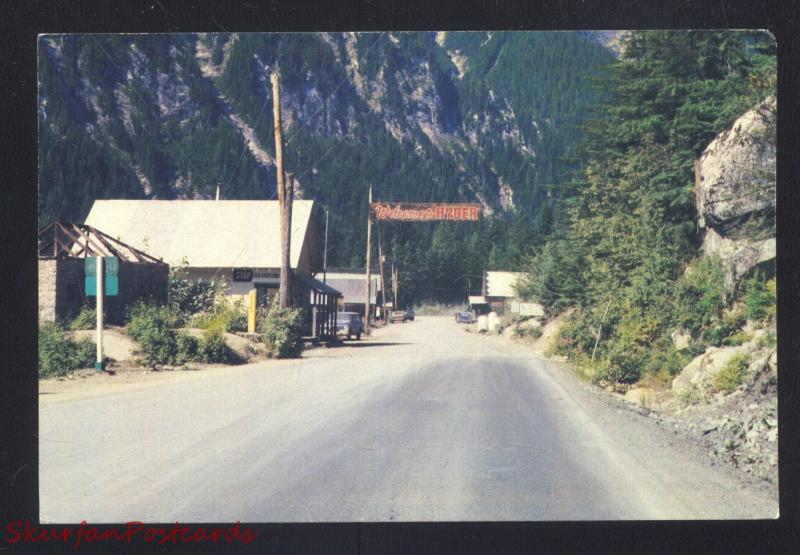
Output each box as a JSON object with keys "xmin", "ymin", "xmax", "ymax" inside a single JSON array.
[{"xmin": 370, "ymin": 202, "xmax": 481, "ymax": 221}]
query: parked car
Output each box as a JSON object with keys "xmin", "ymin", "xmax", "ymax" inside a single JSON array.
[
  {"xmin": 455, "ymin": 311, "xmax": 473, "ymax": 324},
  {"xmin": 405, "ymin": 308, "xmax": 415, "ymax": 321},
  {"xmin": 391, "ymin": 310, "xmax": 408, "ymax": 323},
  {"xmin": 336, "ymin": 312, "xmax": 364, "ymax": 340}
]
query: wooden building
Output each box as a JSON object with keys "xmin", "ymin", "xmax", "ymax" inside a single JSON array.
[
  {"xmin": 38, "ymin": 222, "xmax": 168, "ymax": 325},
  {"xmin": 84, "ymin": 199, "xmax": 341, "ymax": 338},
  {"xmin": 468, "ymin": 271, "xmax": 525, "ymax": 314}
]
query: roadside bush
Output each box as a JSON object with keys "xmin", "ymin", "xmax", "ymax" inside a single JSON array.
[
  {"xmin": 39, "ymin": 322, "xmax": 95, "ymax": 377},
  {"xmin": 197, "ymin": 330, "xmax": 235, "ymax": 363},
  {"xmin": 125, "ymin": 300, "xmax": 179, "ymax": 368},
  {"xmin": 602, "ymin": 338, "xmax": 647, "ymax": 384},
  {"xmin": 642, "ymin": 346, "xmax": 691, "ymax": 381},
  {"xmin": 192, "ymin": 300, "xmax": 247, "ymax": 333},
  {"xmin": 674, "ymin": 257, "xmax": 726, "ymax": 336},
  {"xmin": 168, "ymin": 258, "xmax": 225, "ymax": 322},
  {"xmin": 68, "ymin": 306, "xmax": 96, "ymax": 331},
  {"xmin": 704, "ymin": 308, "xmax": 746, "ymax": 347},
  {"xmin": 713, "ymin": 353, "xmax": 748, "ymax": 392},
  {"xmin": 743, "ymin": 274, "xmax": 776, "ymax": 322},
  {"xmin": 553, "ymin": 310, "xmax": 597, "ymax": 358},
  {"xmin": 174, "ymin": 331, "xmax": 199, "ymax": 365},
  {"xmin": 261, "ymin": 304, "xmax": 304, "ymax": 359}
]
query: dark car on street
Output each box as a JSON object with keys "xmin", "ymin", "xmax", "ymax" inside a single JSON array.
[
  {"xmin": 336, "ymin": 312, "xmax": 364, "ymax": 340},
  {"xmin": 455, "ymin": 311, "xmax": 473, "ymax": 324},
  {"xmin": 405, "ymin": 308, "xmax": 415, "ymax": 321}
]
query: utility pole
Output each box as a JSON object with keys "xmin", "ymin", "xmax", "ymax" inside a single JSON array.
[
  {"xmin": 364, "ymin": 185, "xmax": 373, "ymax": 334},
  {"xmin": 323, "ymin": 207, "xmax": 329, "ymax": 284},
  {"xmin": 272, "ymin": 71, "xmax": 291, "ymax": 308},
  {"xmin": 377, "ymin": 223, "xmax": 387, "ymax": 320},
  {"xmin": 392, "ymin": 262, "xmax": 397, "ymax": 310}
]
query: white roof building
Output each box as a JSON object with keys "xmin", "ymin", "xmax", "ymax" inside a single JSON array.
[
  {"xmin": 84, "ymin": 199, "xmax": 321, "ymax": 271},
  {"xmin": 485, "ymin": 271, "xmax": 524, "ymax": 298}
]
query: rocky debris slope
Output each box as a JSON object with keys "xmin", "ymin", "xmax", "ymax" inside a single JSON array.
[
  {"xmin": 696, "ymin": 96, "xmax": 776, "ymax": 290},
  {"xmin": 621, "ymin": 348, "xmax": 777, "ymax": 486}
]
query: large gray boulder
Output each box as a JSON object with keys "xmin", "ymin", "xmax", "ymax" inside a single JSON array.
[{"xmin": 696, "ymin": 97, "xmax": 775, "ymax": 289}]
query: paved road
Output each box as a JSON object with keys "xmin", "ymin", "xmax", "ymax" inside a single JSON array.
[{"xmin": 39, "ymin": 316, "xmax": 777, "ymax": 522}]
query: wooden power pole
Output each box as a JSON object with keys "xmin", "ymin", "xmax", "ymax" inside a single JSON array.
[
  {"xmin": 377, "ymin": 224, "xmax": 387, "ymax": 320},
  {"xmin": 272, "ymin": 71, "xmax": 291, "ymax": 308},
  {"xmin": 364, "ymin": 186, "xmax": 373, "ymax": 334},
  {"xmin": 392, "ymin": 262, "xmax": 397, "ymax": 310}
]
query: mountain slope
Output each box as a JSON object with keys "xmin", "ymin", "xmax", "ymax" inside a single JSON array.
[{"xmin": 38, "ymin": 31, "xmax": 615, "ymax": 296}]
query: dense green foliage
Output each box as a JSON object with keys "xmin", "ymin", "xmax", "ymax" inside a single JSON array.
[
  {"xmin": 125, "ymin": 300, "xmax": 235, "ymax": 366},
  {"xmin": 168, "ymin": 260, "xmax": 225, "ymax": 323},
  {"xmin": 192, "ymin": 299, "xmax": 248, "ymax": 333},
  {"xmin": 743, "ymin": 274, "xmax": 776, "ymax": 322},
  {"xmin": 39, "ymin": 322, "xmax": 95, "ymax": 377},
  {"xmin": 125, "ymin": 301, "xmax": 181, "ymax": 367},
  {"xmin": 520, "ymin": 31, "xmax": 776, "ymax": 384},
  {"xmin": 260, "ymin": 303, "xmax": 304, "ymax": 359},
  {"xmin": 196, "ymin": 330, "xmax": 235, "ymax": 363}
]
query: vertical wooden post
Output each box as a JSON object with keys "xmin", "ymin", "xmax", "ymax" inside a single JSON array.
[
  {"xmin": 272, "ymin": 71, "xmax": 291, "ymax": 308},
  {"xmin": 364, "ymin": 186, "xmax": 372, "ymax": 334},
  {"xmin": 323, "ymin": 207, "xmax": 329, "ymax": 284},
  {"xmin": 95, "ymin": 256, "xmax": 105, "ymax": 371},
  {"xmin": 377, "ymin": 224, "xmax": 387, "ymax": 320},
  {"xmin": 391, "ymin": 262, "xmax": 396, "ymax": 311}
]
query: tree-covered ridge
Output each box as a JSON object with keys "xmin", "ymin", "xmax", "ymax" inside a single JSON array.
[
  {"xmin": 38, "ymin": 31, "xmax": 615, "ymax": 302},
  {"xmin": 516, "ymin": 30, "xmax": 776, "ymax": 384}
]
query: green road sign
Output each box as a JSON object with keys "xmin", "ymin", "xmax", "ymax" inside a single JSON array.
[
  {"xmin": 84, "ymin": 256, "xmax": 119, "ymax": 297},
  {"xmin": 85, "ymin": 275, "xmax": 96, "ymax": 296},
  {"xmin": 105, "ymin": 256, "xmax": 118, "ymax": 276}
]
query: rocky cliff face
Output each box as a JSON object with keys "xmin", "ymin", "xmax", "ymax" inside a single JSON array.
[
  {"xmin": 38, "ymin": 32, "xmax": 615, "ymax": 231},
  {"xmin": 696, "ymin": 97, "xmax": 776, "ymax": 289}
]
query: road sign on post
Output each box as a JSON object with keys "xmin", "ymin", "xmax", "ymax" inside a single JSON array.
[
  {"xmin": 85, "ymin": 257, "xmax": 118, "ymax": 296},
  {"xmin": 95, "ymin": 255, "xmax": 105, "ymax": 371},
  {"xmin": 104, "ymin": 256, "xmax": 118, "ymax": 296}
]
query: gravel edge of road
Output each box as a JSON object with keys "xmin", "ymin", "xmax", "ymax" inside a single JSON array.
[{"xmin": 471, "ymin": 329, "xmax": 780, "ymax": 510}]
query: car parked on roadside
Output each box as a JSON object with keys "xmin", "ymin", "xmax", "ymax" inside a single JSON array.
[
  {"xmin": 391, "ymin": 310, "xmax": 408, "ymax": 323},
  {"xmin": 336, "ymin": 312, "xmax": 364, "ymax": 340},
  {"xmin": 455, "ymin": 311, "xmax": 473, "ymax": 324},
  {"xmin": 405, "ymin": 308, "xmax": 415, "ymax": 321}
]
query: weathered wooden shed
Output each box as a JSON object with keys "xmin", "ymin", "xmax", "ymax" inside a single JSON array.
[{"xmin": 38, "ymin": 222, "xmax": 169, "ymax": 325}]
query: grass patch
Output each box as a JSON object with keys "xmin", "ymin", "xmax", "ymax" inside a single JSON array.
[{"xmin": 713, "ymin": 353, "xmax": 748, "ymax": 392}]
